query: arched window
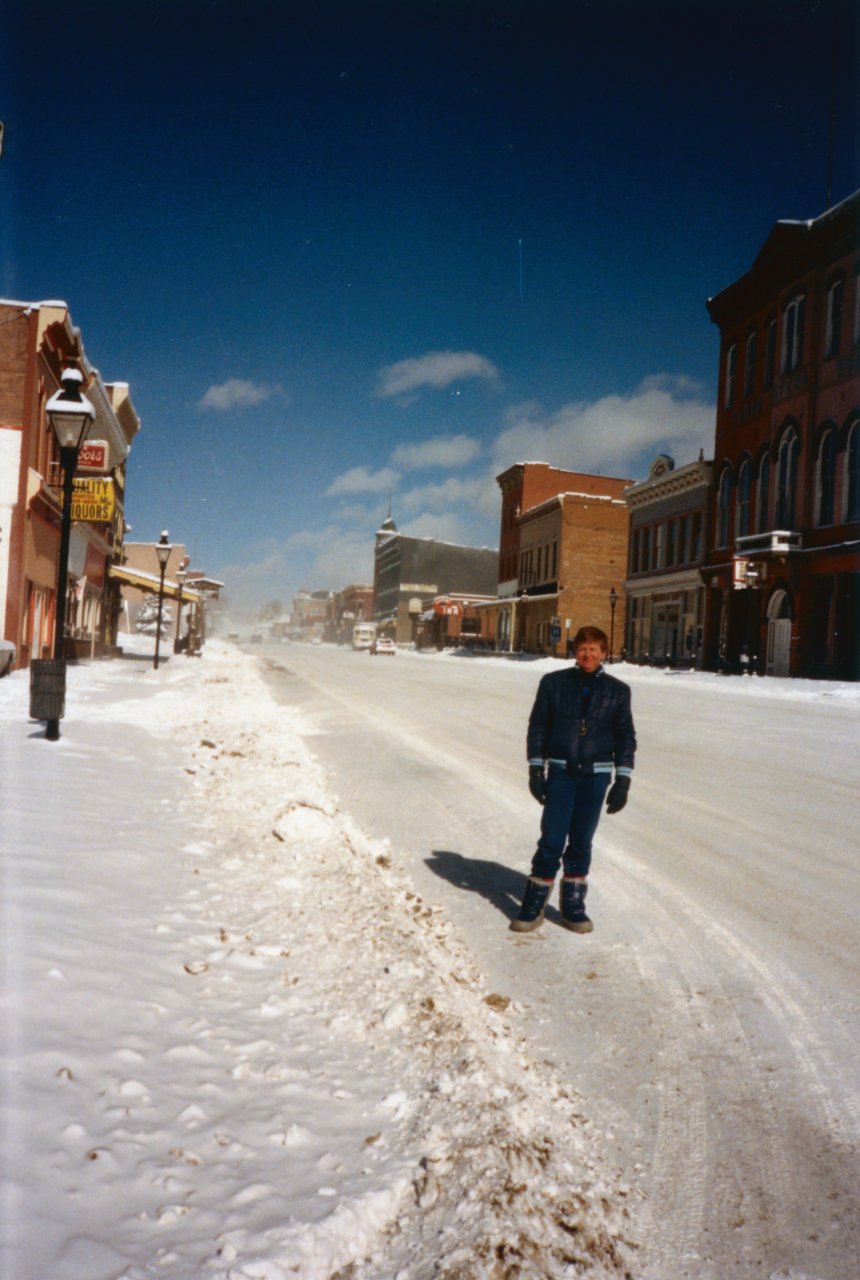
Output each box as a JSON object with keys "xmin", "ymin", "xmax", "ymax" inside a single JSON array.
[
  {"xmin": 763, "ymin": 317, "xmax": 777, "ymax": 390},
  {"xmin": 744, "ymin": 331, "xmax": 757, "ymax": 398},
  {"xmin": 724, "ymin": 344, "xmax": 737, "ymax": 408},
  {"xmin": 782, "ymin": 295, "xmax": 805, "ymax": 374},
  {"xmin": 825, "ymin": 278, "xmax": 844, "ymax": 360},
  {"xmin": 816, "ymin": 428, "xmax": 836, "ymax": 526},
  {"xmin": 756, "ymin": 453, "xmax": 770, "ymax": 532},
  {"xmin": 846, "ymin": 421, "xmax": 860, "ymax": 523},
  {"xmin": 776, "ymin": 428, "xmax": 800, "ymax": 528},
  {"xmin": 716, "ymin": 468, "xmax": 732, "ymax": 547},
  {"xmin": 736, "ymin": 459, "xmax": 752, "ymax": 536}
]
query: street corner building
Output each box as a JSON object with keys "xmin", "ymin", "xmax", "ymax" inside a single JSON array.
[
  {"xmin": 0, "ymin": 299, "xmax": 139, "ymax": 669},
  {"xmin": 702, "ymin": 191, "xmax": 860, "ymax": 680}
]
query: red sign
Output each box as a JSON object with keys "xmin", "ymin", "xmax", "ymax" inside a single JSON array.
[{"xmin": 78, "ymin": 440, "xmax": 109, "ymax": 473}]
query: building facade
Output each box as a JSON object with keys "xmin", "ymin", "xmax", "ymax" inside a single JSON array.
[
  {"xmin": 373, "ymin": 515, "xmax": 498, "ymax": 644},
  {"xmin": 0, "ymin": 299, "xmax": 139, "ymax": 668},
  {"xmin": 492, "ymin": 463, "xmax": 632, "ymax": 654},
  {"xmin": 623, "ymin": 453, "xmax": 713, "ymax": 665},
  {"xmin": 703, "ymin": 191, "xmax": 860, "ymax": 678},
  {"xmin": 329, "ymin": 583, "xmax": 375, "ymax": 644},
  {"xmin": 291, "ymin": 588, "xmax": 331, "ymax": 640}
]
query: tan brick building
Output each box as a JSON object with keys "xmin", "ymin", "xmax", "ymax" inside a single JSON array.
[{"xmin": 490, "ymin": 463, "xmax": 632, "ymax": 655}]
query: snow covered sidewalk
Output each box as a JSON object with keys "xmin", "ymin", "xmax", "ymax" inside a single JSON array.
[{"xmin": 1, "ymin": 642, "xmax": 635, "ymax": 1280}]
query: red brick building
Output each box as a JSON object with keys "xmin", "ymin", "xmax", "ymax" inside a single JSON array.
[
  {"xmin": 703, "ymin": 191, "xmax": 860, "ymax": 678},
  {"xmin": 492, "ymin": 463, "xmax": 632, "ymax": 654},
  {"xmin": 0, "ymin": 299, "xmax": 139, "ymax": 668}
]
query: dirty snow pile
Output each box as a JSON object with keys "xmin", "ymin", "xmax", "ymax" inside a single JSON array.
[{"xmin": 1, "ymin": 640, "xmax": 635, "ymax": 1280}]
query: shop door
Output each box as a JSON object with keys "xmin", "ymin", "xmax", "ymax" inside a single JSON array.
[{"xmin": 766, "ymin": 619, "xmax": 791, "ymax": 676}]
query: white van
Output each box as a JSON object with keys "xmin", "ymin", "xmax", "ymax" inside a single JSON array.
[{"xmin": 352, "ymin": 622, "xmax": 377, "ymax": 650}]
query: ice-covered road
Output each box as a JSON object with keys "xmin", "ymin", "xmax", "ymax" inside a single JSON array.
[{"xmin": 257, "ymin": 642, "xmax": 860, "ymax": 1280}]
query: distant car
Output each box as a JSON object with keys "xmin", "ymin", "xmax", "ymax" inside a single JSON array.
[
  {"xmin": 370, "ymin": 636, "xmax": 396, "ymax": 656},
  {"xmin": 250, "ymin": 633, "xmax": 263, "ymax": 643}
]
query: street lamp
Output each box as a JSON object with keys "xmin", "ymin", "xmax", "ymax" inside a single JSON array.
[
  {"xmin": 608, "ymin": 585, "xmax": 619, "ymax": 663},
  {"xmin": 153, "ymin": 531, "xmax": 171, "ymax": 670},
  {"xmin": 174, "ymin": 566, "xmax": 187, "ymax": 654},
  {"xmin": 38, "ymin": 367, "xmax": 95, "ymax": 740}
]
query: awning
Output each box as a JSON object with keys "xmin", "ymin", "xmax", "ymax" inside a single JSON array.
[{"xmin": 108, "ymin": 563, "xmax": 202, "ymax": 602}]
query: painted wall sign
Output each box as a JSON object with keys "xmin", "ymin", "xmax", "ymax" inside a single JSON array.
[{"xmin": 71, "ymin": 478, "xmax": 115, "ymax": 523}]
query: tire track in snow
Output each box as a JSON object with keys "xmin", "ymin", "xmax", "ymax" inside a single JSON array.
[{"xmin": 602, "ymin": 839, "xmax": 859, "ymax": 1278}]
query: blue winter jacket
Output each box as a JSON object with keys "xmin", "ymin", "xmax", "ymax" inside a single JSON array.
[{"xmin": 526, "ymin": 665, "xmax": 636, "ymax": 778}]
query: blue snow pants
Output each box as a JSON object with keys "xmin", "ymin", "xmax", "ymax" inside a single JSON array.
[{"xmin": 530, "ymin": 764, "xmax": 611, "ymax": 879}]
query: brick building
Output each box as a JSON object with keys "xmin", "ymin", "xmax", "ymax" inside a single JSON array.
[
  {"xmin": 0, "ymin": 299, "xmax": 139, "ymax": 668},
  {"xmin": 703, "ymin": 190, "xmax": 860, "ymax": 678},
  {"xmin": 491, "ymin": 463, "xmax": 632, "ymax": 654},
  {"xmin": 291, "ymin": 588, "xmax": 331, "ymax": 640},
  {"xmin": 623, "ymin": 453, "xmax": 713, "ymax": 665},
  {"xmin": 330, "ymin": 583, "xmax": 374, "ymax": 644}
]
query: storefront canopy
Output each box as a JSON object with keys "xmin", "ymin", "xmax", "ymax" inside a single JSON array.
[{"xmin": 108, "ymin": 563, "xmax": 202, "ymax": 603}]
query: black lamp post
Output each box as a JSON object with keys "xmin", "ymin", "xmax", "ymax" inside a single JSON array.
[
  {"xmin": 173, "ymin": 566, "xmax": 187, "ymax": 654},
  {"xmin": 608, "ymin": 585, "xmax": 618, "ymax": 663},
  {"xmin": 41, "ymin": 367, "xmax": 95, "ymax": 740},
  {"xmin": 153, "ymin": 531, "xmax": 171, "ymax": 670}
]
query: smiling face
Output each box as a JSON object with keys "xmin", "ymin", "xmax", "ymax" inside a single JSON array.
[{"xmin": 574, "ymin": 638, "xmax": 606, "ymax": 674}]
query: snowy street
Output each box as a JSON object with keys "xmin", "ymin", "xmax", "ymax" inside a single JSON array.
[
  {"xmin": 258, "ymin": 641, "xmax": 860, "ymax": 1280},
  {"xmin": 2, "ymin": 639, "xmax": 858, "ymax": 1280}
]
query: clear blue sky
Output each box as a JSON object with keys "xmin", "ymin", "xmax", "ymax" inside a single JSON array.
[{"xmin": 3, "ymin": 0, "xmax": 856, "ymax": 613}]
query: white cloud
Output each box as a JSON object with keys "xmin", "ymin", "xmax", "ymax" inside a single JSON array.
[
  {"xmin": 305, "ymin": 533, "xmax": 374, "ymax": 588},
  {"xmin": 198, "ymin": 379, "xmax": 284, "ymax": 411},
  {"xmin": 400, "ymin": 475, "xmax": 486, "ymax": 514},
  {"xmin": 399, "ymin": 510, "xmax": 479, "ymax": 546},
  {"xmin": 491, "ymin": 375, "xmax": 713, "ymax": 478},
  {"xmin": 326, "ymin": 465, "xmax": 400, "ymax": 497},
  {"xmin": 391, "ymin": 434, "xmax": 481, "ymax": 470},
  {"xmin": 376, "ymin": 350, "xmax": 499, "ymax": 399}
]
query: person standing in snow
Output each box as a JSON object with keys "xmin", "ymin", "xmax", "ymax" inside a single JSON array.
[{"xmin": 511, "ymin": 625, "xmax": 636, "ymax": 933}]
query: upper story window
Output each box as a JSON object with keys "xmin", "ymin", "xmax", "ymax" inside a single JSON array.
[
  {"xmin": 756, "ymin": 454, "xmax": 770, "ymax": 532},
  {"xmin": 736, "ymin": 459, "xmax": 752, "ymax": 537},
  {"xmin": 825, "ymin": 278, "xmax": 844, "ymax": 360},
  {"xmin": 782, "ymin": 294, "xmax": 806, "ymax": 374},
  {"xmin": 724, "ymin": 343, "xmax": 737, "ymax": 407},
  {"xmin": 763, "ymin": 317, "xmax": 777, "ymax": 390},
  {"xmin": 716, "ymin": 468, "xmax": 732, "ymax": 548},
  {"xmin": 744, "ymin": 330, "xmax": 757, "ymax": 398},
  {"xmin": 846, "ymin": 421, "xmax": 860, "ymax": 523},
  {"xmin": 691, "ymin": 511, "xmax": 703, "ymax": 561},
  {"xmin": 665, "ymin": 519, "xmax": 676, "ymax": 567},
  {"xmin": 776, "ymin": 428, "xmax": 800, "ymax": 528},
  {"xmin": 816, "ymin": 428, "xmax": 836, "ymax": 526}
]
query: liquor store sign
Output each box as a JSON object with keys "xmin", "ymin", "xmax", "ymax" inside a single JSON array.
[{"xmin": 71, "ymin": 478, "xmax": 115, "ymax": 523}]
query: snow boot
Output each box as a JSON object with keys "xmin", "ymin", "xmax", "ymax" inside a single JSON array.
[
  {"xmin": 510, "ymin": 877, "xmax": 553, "ymax": 932},
  {"xmin": 560, "ymin": 877, "xmax": 593, "ymax": 933}
]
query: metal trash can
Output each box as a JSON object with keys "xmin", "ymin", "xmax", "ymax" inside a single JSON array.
[{"xmin": 29, "ymin": 659, "xmax": 67, "ymax": 722}]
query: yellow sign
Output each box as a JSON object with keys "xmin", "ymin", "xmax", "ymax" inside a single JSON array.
[{"xmin": 71, "ymin": 478, "xmax": 115, "ymax": 523}]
